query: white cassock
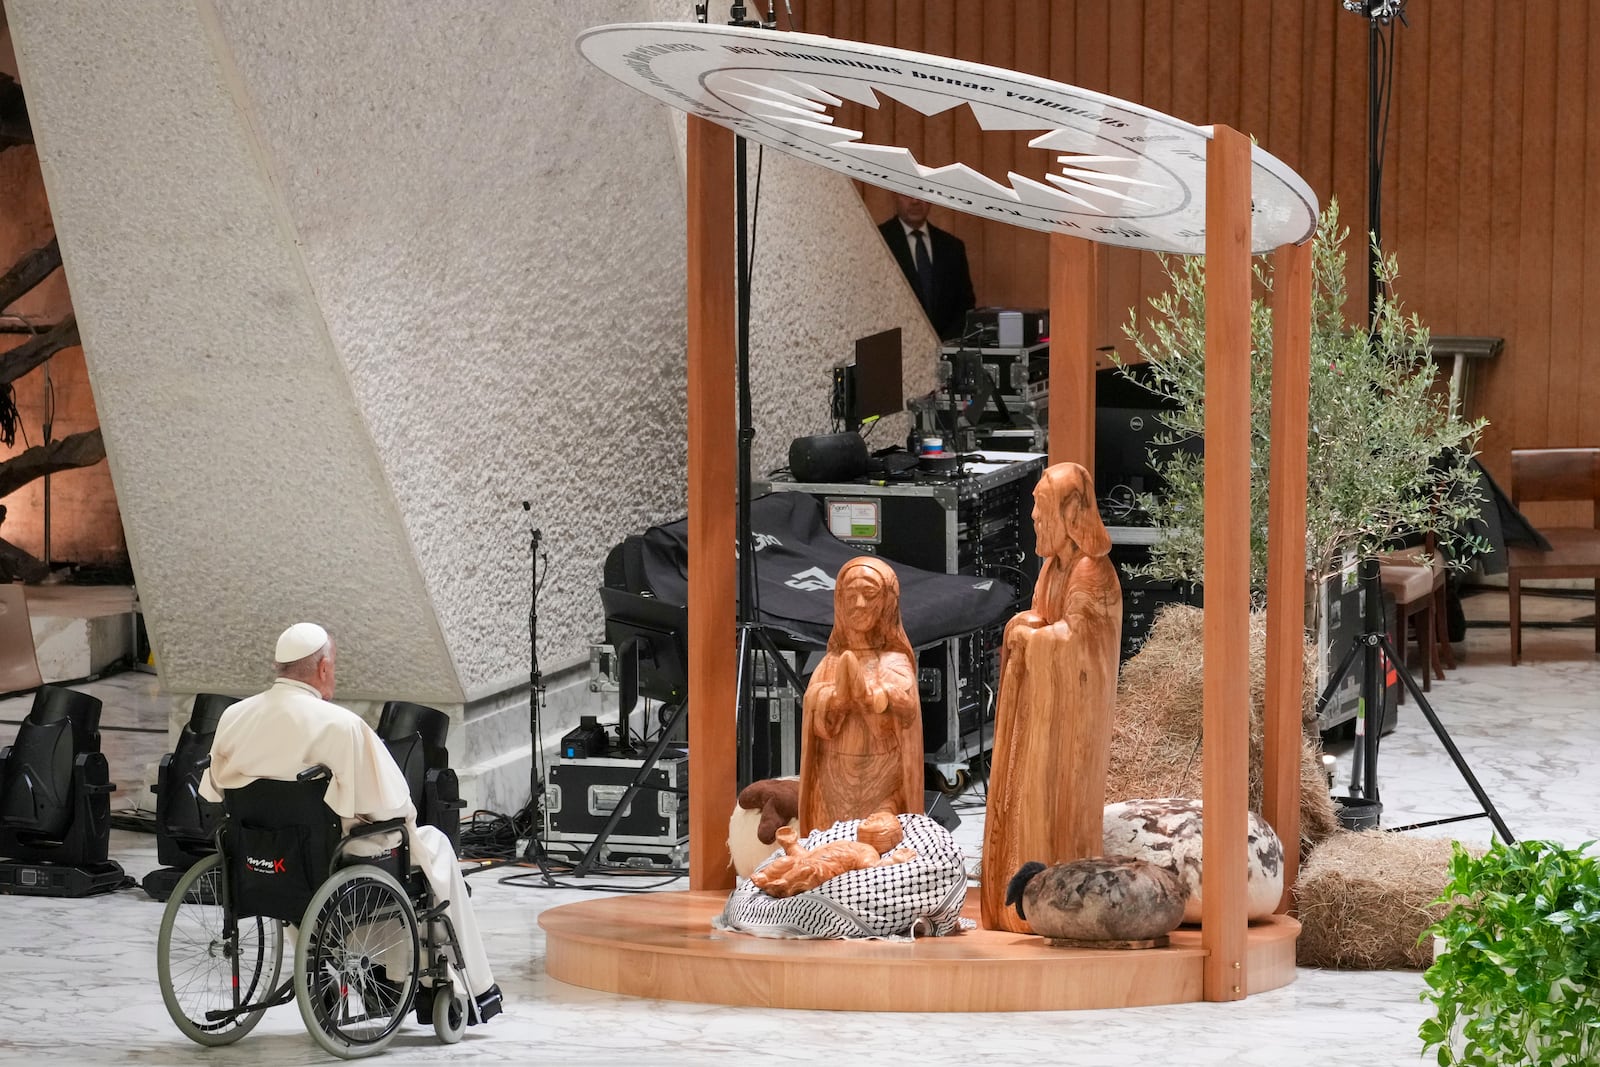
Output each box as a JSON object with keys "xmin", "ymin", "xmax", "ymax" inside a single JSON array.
[{"xmin": 200, "ymin": 677, "xmax": 496, "ymax": 1004}]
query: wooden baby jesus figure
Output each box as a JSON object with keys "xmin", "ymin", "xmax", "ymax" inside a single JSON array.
[
  {"xmin": 751, "ymin": 811, "xmax": 917, "ymax": 898},
  {"xmin": 980, "ymin": 462, "xmax": 1123, "ymax": 933},
  {"xmin": 798, "ymin": 556, "xmax": 922, "ymax": 836}
]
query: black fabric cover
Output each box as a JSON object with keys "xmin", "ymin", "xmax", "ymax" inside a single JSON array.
[
  {"xmin": 224, "ymin": 777, "xmax": 340, "ymax": 924},
  {"xmin": 634, "ymin": 492, "xmax": 1014, "ymax": 650}
]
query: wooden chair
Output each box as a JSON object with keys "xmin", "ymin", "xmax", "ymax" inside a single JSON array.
[
  {"xmin": 1378, "ymin": 555, "xmax": 1438, "ymax": 697},
  {"xmin": 1377, "ymin": 532, "xmax": 1452, "ymax": 687},
  {"xmin": 1508, "ymin": 447, "xmax": 1600, "ymax": 666}
]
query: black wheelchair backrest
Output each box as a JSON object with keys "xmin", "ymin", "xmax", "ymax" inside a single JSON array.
[
  {"xmin": 0, "ymin": 686, "xmax": 103, "ymax": 838},
  {"xmin": 223, "ymin": 775, "xmax": 342, "ymax": 923}
]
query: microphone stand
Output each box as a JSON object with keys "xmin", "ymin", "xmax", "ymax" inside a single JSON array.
[
  {"xmin": 519, "ymin": 504, "xmax": 547, "ymax": 864},
  {"xmin": 718, "ymin": 1, "xmax": 806, "ymax": 788}
]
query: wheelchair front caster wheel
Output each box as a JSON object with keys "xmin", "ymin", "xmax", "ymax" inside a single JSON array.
[{"xmin": 433, "ymin": 986, "xmax": 466, "ymax": 1044}]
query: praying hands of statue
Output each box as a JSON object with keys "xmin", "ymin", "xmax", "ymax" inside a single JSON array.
[
  {"xmin": 816, "ymin": 649, "xmax": 888, "ymax": 739},
  {"xmin": 751, "ymin": 813, "xmax": 917, "ymax": 898}
]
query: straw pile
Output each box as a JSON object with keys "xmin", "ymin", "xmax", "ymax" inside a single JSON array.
[
  {"xmin": 1108, "ymin": 604, "xmax": 1341, "ymax": 851},
  {"xmin": 1295, "ymin": 830, "xmax": 1468, "ymax": 969}
]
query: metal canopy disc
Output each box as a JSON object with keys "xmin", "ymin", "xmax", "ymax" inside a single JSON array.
[{"xmin": 577, "ymin": 22, "xmax": 1318, "ymax": 255}]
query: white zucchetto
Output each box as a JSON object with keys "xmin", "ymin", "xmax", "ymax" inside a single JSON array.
[{"xmin": 274, "ymin": 622, "xmax": 329, "ymax": 664}]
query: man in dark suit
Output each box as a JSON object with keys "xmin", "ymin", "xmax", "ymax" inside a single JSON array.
[{"xmin": 878, "ymin": 194, "xmax": 976, "ymax": 341}]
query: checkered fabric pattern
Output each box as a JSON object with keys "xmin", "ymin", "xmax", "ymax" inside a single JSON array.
[{"xmin": 713, "ymin": 813, "xmax": 970, "ymax": 940}]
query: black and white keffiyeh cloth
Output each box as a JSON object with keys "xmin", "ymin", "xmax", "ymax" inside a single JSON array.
[{"xmin": 713, "ymin": 813, "xmax": 971, "ymax": 940}]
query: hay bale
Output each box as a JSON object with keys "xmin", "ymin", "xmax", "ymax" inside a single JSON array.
[
  {"xmin": 1108, "ymin": 604, "xmax": 1339, "ymax": 851},
  {"xmin": 1295, "ymin": 831, "xmax": 1470, "ymax": 969}
]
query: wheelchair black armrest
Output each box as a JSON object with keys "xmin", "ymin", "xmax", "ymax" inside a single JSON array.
[
  {"xmin": 296, "ymin": 764, "xmax": 331, "ymax": 783},
  {"xmin": 345, "ymin": 816, "xmax": 408, "ymax": 840}
]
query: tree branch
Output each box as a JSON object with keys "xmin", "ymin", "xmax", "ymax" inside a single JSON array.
[
  {"xmin": 0, "ymin": 315, "xmax": 79, "ymax": 386},
  {"xmin": 0, "ymin": 427, "xmax": 105, "ymax": 499}
]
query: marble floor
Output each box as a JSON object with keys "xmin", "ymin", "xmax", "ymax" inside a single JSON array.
[{"xmin": 0, "ymin": 590, "xmax": 1594, "ymax": 1066}]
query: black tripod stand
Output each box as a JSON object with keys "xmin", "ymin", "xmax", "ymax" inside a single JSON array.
[{"xmin": 1317, "ymin": 557, "xmax": 1513, "ymax": 841}]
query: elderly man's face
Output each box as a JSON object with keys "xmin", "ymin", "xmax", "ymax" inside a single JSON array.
[{"xmin": 895, "ymin": 195, "xmax": 931, "ymax": 229}]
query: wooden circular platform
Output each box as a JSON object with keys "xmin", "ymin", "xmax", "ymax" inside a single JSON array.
[{"xmin": 541, "ymin": 888, "xmax": 1299, "ymax": 1012}]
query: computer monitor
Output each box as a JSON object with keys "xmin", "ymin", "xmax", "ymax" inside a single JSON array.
[
  {"xmin": 851, "ymin": 327, "xmax": 903, "ymax": 426},
  {"xmin": 1092, "ymin": 365, "xmax": 1200, "ymax": 505}
]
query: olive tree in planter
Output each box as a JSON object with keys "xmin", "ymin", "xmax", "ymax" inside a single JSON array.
[
  {"xmin": 1421, "ymin": 838, "xmax": 1600, "ymax": 1066},
  {"xmin": 1115, "ymin": 201, "xmax": 1486, "ymax": 609}
]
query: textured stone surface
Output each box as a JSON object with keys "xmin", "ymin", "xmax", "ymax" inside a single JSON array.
[
  {"xmin": 1010, "ymin": 857, "xmax": 1188, "ymax": 942},
  {"xmin": 8, "ymin": 1, "xmax": 937, "ymax": 713},
  {"xmin": 6, "ymin": 1, "xmax": 458, "ymax": 700},
  {"xmin": 1102, "ymin": 797, "xmax": 1286, "ymax": 923}
]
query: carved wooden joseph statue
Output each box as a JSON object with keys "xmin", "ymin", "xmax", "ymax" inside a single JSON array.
[
  {"xmin": 980, "ymin": 461, "xmax": 1123, "ymax": 933},
  {"xmin": 798, "ymin": 556, "xmax": 922, "ymax": 836}
]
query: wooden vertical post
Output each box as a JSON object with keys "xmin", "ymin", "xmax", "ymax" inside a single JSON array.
[
  {"xmin": 685, "ymin": 116, "xmax": 738, "ymax": 891},
  {"xmin": 1047, "ymin": 233, "xmax": 1097, "ymax": 469},
  {"xmin": 1201, "ymin": 125, "xmax": 1253, "ymax": 1002},
  {"xmin": 1264, "ymin": 239, "xmax": 1313, "ymax": 912}
]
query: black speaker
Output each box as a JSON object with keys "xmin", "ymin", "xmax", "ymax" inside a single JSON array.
[{"xmin": 789, "ymin": 432, "xmax": 867, "ymax": 484}]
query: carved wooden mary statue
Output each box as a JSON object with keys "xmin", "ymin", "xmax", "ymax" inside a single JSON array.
[
  {"xmin": 798, "ymin": 556, "xmax": 922, "ymax": 836},
  {"xmin": 981, "ymin": 462, "xmax": 1123, "ymax": 933}
]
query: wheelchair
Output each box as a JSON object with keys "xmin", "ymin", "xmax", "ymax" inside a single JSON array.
[{"xmin": 156, "ymin": 765, "xmax": 470, "ymax": 1059}]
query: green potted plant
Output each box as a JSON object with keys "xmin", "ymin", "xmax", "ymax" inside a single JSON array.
[
  {"xmin": 1420, "ymin": 838, "xmax": 1600, "ymax": 1066},
  {"xmin": 1114, "ymin": 201, "xmax": 1486, "ymax": 607}
]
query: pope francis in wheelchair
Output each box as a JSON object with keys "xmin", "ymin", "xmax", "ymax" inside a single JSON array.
[{"xmin": 156, "ymin": 623, "xmax": 502, "ymax": 1059}]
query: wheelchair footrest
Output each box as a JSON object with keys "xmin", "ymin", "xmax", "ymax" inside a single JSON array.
[
  {"xmin": 0, "ymin": 858, "xmax": 127, "ymax": 897},
  {"xmin": 203, "ymin": 977, "xmax": 295, "ymax": 1023}
]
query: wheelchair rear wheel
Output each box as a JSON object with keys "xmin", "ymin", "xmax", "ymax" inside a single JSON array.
[
  {"xmin": 157, "ymin": 853, "xmax": 285, "ymax": 1046},
  {"xmin": 294, "ymin": 864, "xmax": 420, "ymax": 1059}
]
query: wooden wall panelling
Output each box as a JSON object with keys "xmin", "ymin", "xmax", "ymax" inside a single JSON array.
[
  {"xmin": 1422, "ymin": 4, "xmax": 1462, "ymax": 328},
  {"xmin": 1170, "ymin": 2, "xmax": 1209, "ymax": 125},
  {"xmin": 1208, "ymin": 0, "xmax": 1242, "ymax": 123},
  {"xmin": 1583, "ymin": 7, "xmax": 1600, "ymax": 453},
  {"xmin": 1007, "ymin": 0, "xmax": 1049, "ymax": 308},
  {"xmin": 1392, "ymin": 7, "xmax": 1431, "ymax": 331},
  {"xmin": 1137, "ymin": 0, "xmax": 1175, "ymax": 321},
  {"xmin": 1510, "ymin": 1, "xmax": 1558, "ymax": 518},
  {"xmin": 1454, "ymin": 0, "xmax": 1495, "ymax": 349},
  {"xmin": 1331, "ymin": 8, "xmax": 1370, "ymax": 317},
  {"xmin": 1544, "ymin": 3, "xmax": 1588, "ymax": 452},
  {"xmin": 1478, "ymin": 7, "xmax": 1527, "ymax": 472},
  {"xmin": 1103, "ymin": 4, "xmax": 1144, "ymax": 358},
  {"xmin": 1236, "ymin": 1, "xmax": 1271, "ymax": 150},
  {"xmin": 983, "ymin": 1, "xmax": 1017, "ymax": 305},
  {"xmin": 1297, "ymin": 1, "xmax": 1335, "ymax": 229},
  {"xmin": 949, "ymin": 1, "xmax": 988, "ymax": 305}
]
